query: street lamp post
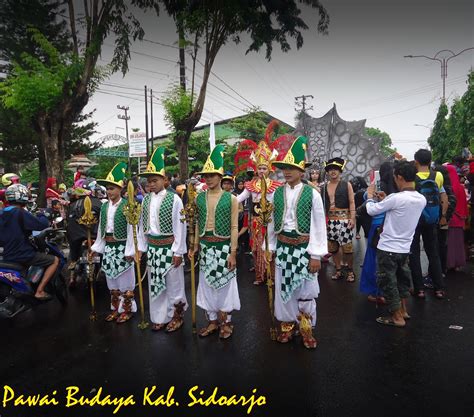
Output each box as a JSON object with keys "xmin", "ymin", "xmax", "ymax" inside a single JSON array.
[{"xmin": 404, "ymin": 47, "xmax": 474, "ymax": 103}]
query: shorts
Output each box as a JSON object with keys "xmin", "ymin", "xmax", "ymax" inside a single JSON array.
[
  {"xmin": 327, "ymin": 219, "xmax": 353, "ymax": 253},
  {"xmin": 23, "ymin": 252, "xmax": 57, "ymax": 269}
]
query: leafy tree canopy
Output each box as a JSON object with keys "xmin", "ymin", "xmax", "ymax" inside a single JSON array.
[{"xmin": 365, "ymin": 127, "xmax": 396, "ymax": 157}]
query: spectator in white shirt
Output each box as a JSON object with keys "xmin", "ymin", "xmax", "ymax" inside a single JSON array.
[{"xmin": 366, "ymin": 161, "xmax": 426, "ymax": 328}]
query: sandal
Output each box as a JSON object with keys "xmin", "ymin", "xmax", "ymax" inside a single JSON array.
[
  {"xmin": 276, "ymin": 322, "xmax": 295, "ymax": 343},
  {"xmin": 105, "ymin": 311, "xmax": 119, "ymax": 322},
  {"xmin": 302, "ymin": 334, "xmax": 318, "ymax": 349},
  {"xmin": 331, "ymin": 269, "xmax": 343, "ymax": 280},
  {"xmin": 166, "ymin": 317, "xmax": 184, "ymax": 332},
  {"xmin": 376, "ymin": 316, "xmax": 405, "ymax": 328},
  {"xmin": 116, "ymin": 312, "xmax": 133, "ymax": 324},
  {"xmin": 219, "ymin": 322, "xmax": 234, "ymax": 339},
  {"xmin": 415, "ymin": 290, "xmax": 426, "ymax": 299},
  {"xmin": 434, "ymin": 290, "xmax": 445, "ymax": 300},
  {"xmin": 151, "ymin": 323, "xmax": 166, "ymax": 332},
  {"xmin": 198, "ymin": 321, "xmax": 219, "ymax": 337},
  {"xmin": 346, "ymin": 270, "xmax": 355, "ymax": 283}
]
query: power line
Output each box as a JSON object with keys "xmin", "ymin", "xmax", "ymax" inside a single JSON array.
[
  {"xmin": 340, "ymin": 76, "xmax": 466, "ymax": 112},
  {"xmin": 367, "ymin": 98, "xmax": 438, "ymax": 121}
]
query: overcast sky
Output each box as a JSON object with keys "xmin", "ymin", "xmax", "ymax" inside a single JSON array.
[{"xmin": 85, "ymin": 0, "xmax": 473, "ymax": 160}]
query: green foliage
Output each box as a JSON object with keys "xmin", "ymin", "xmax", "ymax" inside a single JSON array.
[
  {"xmin": 168, "ymin": 1, "xmax": 329, "ymax": 61},
  {"xmin": 154, "ymin": 133, "xmax": 237, "ymax": 175},
  {"xmin": 428, "ymin": 103, "xmax": 449, "ymax": 163},
  {"xmin": 229, "ymin": 107, "xmax": 290, "ymax": 141},
  {"xmin": 87, "ymin": 157, "xmax": 129, "ymax": 180},
  {"xmin": 0, "ymin": 0, "xmax": 71, "ymax": 74},
  {"xmin": 162, "ymin": 84, "xmax": 194, "ymax": 136},
  {"xmin": 428, "ymin": 71, "xmax": 473, "ymax": 162},
  {"xmin": 0, "ymin": 28, "xmax": 84, "ymax": 118},
  {"xmin": 365, "ymin": 127, "xmax": 396, "ymax": 157}
]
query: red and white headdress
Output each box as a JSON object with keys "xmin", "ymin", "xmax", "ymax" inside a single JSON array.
[{"xmin": 234, "ymin": 120, "xmax": 296, "ymax": 175}]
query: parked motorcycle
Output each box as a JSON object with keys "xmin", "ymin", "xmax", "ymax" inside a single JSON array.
[{"xmin": 0, "ymin": 220, "xmax": 68, "ymax": 319}]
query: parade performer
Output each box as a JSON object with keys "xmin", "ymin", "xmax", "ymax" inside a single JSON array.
[
  {"xmin": 91, "ymin": 163, "xmax": 138, "ymax": 323},
  {"xmin": 221, "ymin": 172, "xmax": 235, "ymax": 193},
  {"xmin": 137, "ymin": 147, "xmax": 188, "ymax": 332},
  {"xmin": 268, "ymin": 136, "xmax": 328, "ymax": 349},
  {"xmin": 189, "ymin": 144, "xmax": 240, "ymax": 339},
  {"xmin": 234, "ymin": 121, "xmax": 288, "ymax": 285},
  {"xmin": 320, "ymin": 157, "xmax": 357, "ymax": 282}
]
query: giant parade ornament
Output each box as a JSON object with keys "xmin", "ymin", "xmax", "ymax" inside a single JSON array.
[{"xmin": 293, "ymin": 104, "xmax": 386, "ymax": 179}]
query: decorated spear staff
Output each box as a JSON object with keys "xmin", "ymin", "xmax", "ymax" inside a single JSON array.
[
  {"xmin": 78, "ymin": 195, "xmax": 98, "ymax": 321},
  {"xmin": 255, "ymin": 176, "xmax": 277, "ymax": 340},
  {"xmin": 122, "ymin": 180, "xmax": 149, "ymax": 330},
  {"xmin": 180, "ymin": 181, "xmax": 197, "ymax": 334}
]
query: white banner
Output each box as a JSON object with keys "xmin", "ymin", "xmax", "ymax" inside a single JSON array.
[{"xmin": 129, "ymin": 132, "xmax": 147, "ymax": 158}]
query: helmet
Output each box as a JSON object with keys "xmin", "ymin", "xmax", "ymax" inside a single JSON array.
[
  {"xmin": 5, "ymin": 184, "xmax": 30, "ymax": 204},
  {"xmin": 2, "ymin": 173, "xmax": 20, "ymax": 187}
]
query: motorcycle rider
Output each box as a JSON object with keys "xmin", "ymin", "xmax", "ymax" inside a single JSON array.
[{"xmin": 0, "ymin": 184, "xmax": 59, "ymax": 300}]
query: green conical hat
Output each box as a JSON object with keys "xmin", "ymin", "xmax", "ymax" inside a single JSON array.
[
  {"xmin": 197, "ymin": 144, "xmax": 225, "ymax": 175},
  {"xmin": 273, "ymin": 136, "xmax": 308, "ymax": 172},
  {"xmin": 141, "ymin": 147, "xmax": 166, "ymax": 177},
  {"xmin": 97, "ymin": 162, "xmax": 128, "ymax": 188}
]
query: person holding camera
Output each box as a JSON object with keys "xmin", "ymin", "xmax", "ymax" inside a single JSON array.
[{"xmin": 366, "ymin": 161, "xmax": 426, "ymax": 327}]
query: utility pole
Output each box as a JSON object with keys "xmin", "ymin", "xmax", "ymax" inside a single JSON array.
[
  {"xmin": 144, "ymin": 86, "xmax": 149, "ymax": 162},
  {"xmin": 117, "ymin": 105, "xmax": 131, "ymax": 170},
  {"xmin": 295, "ymin": 94, "xmax": 314, "ymax": 114},
  {"xmin": 150, "ymin": 88, "xmax": 154, "ymax": 150},
  {"xmin": 404, "ymin": 47, "xmax": 474, "ymax": 103},
  {"xmin": 295, "ymin": 95, "xmax": 314, "ymax": 141}
]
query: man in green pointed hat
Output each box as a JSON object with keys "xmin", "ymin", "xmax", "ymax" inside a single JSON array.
[
  {"xmin": 91, "ymin": 162, "xmax": 139, "ymax": 323},
  {"xmin": 269, "ymin": 136, "xmax": 328, "ymax": 349},
  {"xmin": 188, "ymin": 144, "xmax": 241, "ymax": 339},
  {"xmin": 136, "ymin": 147, "xmax": 188, "ymax": 332}
]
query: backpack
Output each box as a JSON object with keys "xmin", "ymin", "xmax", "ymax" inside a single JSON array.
[{"xmin": 415, "ymin": 170, "xmax": 440, "ymax": 225}]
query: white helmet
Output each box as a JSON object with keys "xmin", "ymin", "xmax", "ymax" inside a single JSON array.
[{"xmin": 5, "ymin": 184, "xmax": 30, "ymax": 204}]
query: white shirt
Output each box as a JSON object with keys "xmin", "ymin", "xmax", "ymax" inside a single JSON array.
[
  {"xmin": 267, "ymin": 183, "xmax": 328, "ymax": 260},
  {"xmin": 136, "ymin": 190, "xmax": 187, "ymax": 257},
  {"xmin": 91, "ymin": 198, "xmax": 139, "ymax": 256},
  {"xmin": 366, "ymin": 191, "xmax": 426, "ymax": 253}
]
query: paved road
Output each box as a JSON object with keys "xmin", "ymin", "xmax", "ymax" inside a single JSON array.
[{"xmin": 1, "ymin": 241, "xmax": 473, "ymax": 417}]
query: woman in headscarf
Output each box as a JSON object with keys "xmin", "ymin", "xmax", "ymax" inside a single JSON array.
[
  {"xmin": 446, "ymin": 164, "xmax": 468, "ymax": 271},
  {"xmin": 359, "ymin": 162, "xmax": 397, "ymax": 304}
]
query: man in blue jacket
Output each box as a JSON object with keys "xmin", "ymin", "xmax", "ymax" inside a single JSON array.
[{"xmin": 0, "ymin": 184, "xmax": 59, "ymax": 300}]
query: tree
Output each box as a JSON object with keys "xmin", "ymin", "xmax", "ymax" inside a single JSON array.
[
  {"xmin": 157, "ymin": 133, "xmax": 237, "ymax": 176},
  {"xmin": 229, "ymin": 108, "xmax": 291, "ymax": 141},
  {"xmin": 161, "ymin": 0, "xmax": 329, "ymax": 179},
  {"xmin": 365, "ymin": 127, "xmax": 396, "ymax": 157},
  {"xmin": 428, "ymin": 70, "xmax": 473, "ymax": 162},
  {"xmin": 0, "ymin": 0, "xmax": 161, "ymax": 183},
  {"xmin": 428, "ymin": 103, "xmax": 449, "ymax": 163}
]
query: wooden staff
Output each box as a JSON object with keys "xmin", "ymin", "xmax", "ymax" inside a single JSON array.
[
  {"xmin": 78, "ymin": 196, "xmax": 98, "ymax": 321},
  {"xmin": 123, "ymin": 181, "xmax": 149, "ymax": 330},
  {"xmin": 256, "ymin": 176, "xmax": 277, "ymax": 340},
  {"xmin": 180, "ymin": 182, "xmax": 197, "ymax": 334}
]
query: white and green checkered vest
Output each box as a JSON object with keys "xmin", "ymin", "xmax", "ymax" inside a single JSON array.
[
  {"xmin": 196, "ymin": 191, "xmax": 232, "ymax": 238},
  {"xmin": 141, "ymin": 191, "xmax": 174, "ymax": 236},
  {"xmin": 273, "ymin": 184, "xmax": 313, "ymax": 236},
  {"xmin": 99, "ymin": 199, "xmax": 128, "ymax": 241}
]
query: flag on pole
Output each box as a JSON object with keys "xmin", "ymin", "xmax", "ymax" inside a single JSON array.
[{"xmin": 209, "ymin": 112, "xmax": 216, "ymax": 151}]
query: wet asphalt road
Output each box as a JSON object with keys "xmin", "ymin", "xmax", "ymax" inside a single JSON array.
[{"xmin": 1, "ymin": 239, "xmax": 473, "ymax": 417}]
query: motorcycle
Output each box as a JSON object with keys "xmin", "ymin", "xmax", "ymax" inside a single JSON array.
[
  {"xmin": 72, "ymin": 240, "xmax": 103, "ymax": 286},
  {"xmin": 0, "ymin": 218, "xmax": 68, "ymax": 319}
]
